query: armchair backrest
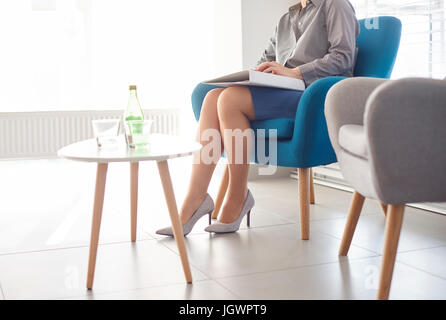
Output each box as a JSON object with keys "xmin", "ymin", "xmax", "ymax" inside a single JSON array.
[{"xmin": 354, "ymin": 16, "xmax": 402, "ymax": 79}]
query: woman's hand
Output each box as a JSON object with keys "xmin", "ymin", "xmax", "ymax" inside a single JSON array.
[{"xmin": 256, "ymin": 61, "xmax": 303, "ymax": 80}]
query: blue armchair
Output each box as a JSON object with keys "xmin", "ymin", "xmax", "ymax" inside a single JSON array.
[{"xmin": 191, "ymin": 16, "xmax": 402, "ymax": 239}]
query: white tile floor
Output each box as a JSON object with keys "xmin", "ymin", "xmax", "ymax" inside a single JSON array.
[{"xmin": 0, "ymin": 159, "xmax": 445, "ymax": 300}]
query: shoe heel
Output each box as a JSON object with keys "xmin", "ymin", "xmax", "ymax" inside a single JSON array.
[
  {"xmin": 208, "ymin": 212, "xmax": 212, "ymax": 225},
  {"xmin": 247, "ymin": 210, "xmax": 251, "ymax": 228}
]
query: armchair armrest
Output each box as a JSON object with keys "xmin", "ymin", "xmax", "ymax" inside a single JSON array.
[
  {"xmin": 325, "ymin": 77, "xmax": 389, "ymax": 156},
  {"xmin": 291, "ymin": 76, "xmax": 346, "ymax": 167},
  {"xmin": 365, "ymin": 77, "xmax": 446, "ymax": 204}
]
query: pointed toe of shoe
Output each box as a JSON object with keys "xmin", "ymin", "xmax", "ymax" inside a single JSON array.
[
  {"xmin": 155, "ymin": 227, "xmax": 174, "ymax": 236},
  {"xmin": 205, "ymin": 190, "xmax": 254, "ymax": 234},
  {"xmin": 205, "ymin": 223, "xmax": 236, "ymax": 234}
]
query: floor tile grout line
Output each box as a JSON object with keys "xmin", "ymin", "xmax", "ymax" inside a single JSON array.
[
  {"xmin": 3, "ymin": 210, "xmax": 438, "ymax": 258},
  {"xmin": 141, "ymin": 229, "xmax": 157, "ymax": 240},
  {"xmin": 255, "ymin": 222, "xmax": 382, "ymax": 256},
  {"xmin": 313, "ymin": 229, "xmax": 382, "ymax": 256},
  {"xmin": 153, "ymin": 225, "xmax": 381, "ymax": 282},
  {"xmin": 0, "ymin": 245, "xmax": 92, "ymax": 257},
  {"xmin": 146, "ymin": 212, "xmax": 296, "ymax": 237},
  {"xmin": 308, "ymin": 210, "xmax": 383, "ymax": 222},
  {"xmin": 395, "ymin": 259, "xmax": 446, "ymax": 282},
  {"xmin": 263, "ymin": 212, "xmax": 383, "ymax": 227},
  {"xmin": 211, "ymin": 278, "xmax": 245, "ymax": 299},
  {"xmin": 148, "ymin": 221, "xmax": 300, "ymax": 241},
  {"xmin": 155, "ymin": 237, "xmax": 216, "ymax": 281},
  {"xmin": 396, "ymin": 244, "xmax": 446, "ymax": 255},
  {"xmin": 0, "ymin": 236, "xmax": 157, "ymax": 257},
  {"xmin": 150, "ymin": 217, "xmax": 361, "ymax": 241},
  {"xmin": 316, "ymin": 225, "xmax": 446, "ymax": 256},
  {"xmin": 209, "ymin": 254, "xmax": 382, "ymax": 283}
]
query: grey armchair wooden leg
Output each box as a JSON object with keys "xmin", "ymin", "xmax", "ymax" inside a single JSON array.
[
  {"xmin": 378, "ymin": 204, "xmax": 405, "ymax": 300},
  {"xmin": 339, "ymin": 192, "xmax": 365, "ymax": 256}
]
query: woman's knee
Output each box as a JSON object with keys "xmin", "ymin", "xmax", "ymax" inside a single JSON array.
[
  {"xmin": 201, "ymin": 88, "xmax": 224, "ymax": 116},
  {"xmin": 217, "ymin": 87, "xmax": 252, "ymax": 120},
  {"xmin": 204, "ymin": 88, "xmax": 225, "ymax": 104}
]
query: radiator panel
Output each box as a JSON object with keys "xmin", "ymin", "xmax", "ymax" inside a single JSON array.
[{"xmin": 0, "ymin": 109, "xmax": 179, "ymax": 159}]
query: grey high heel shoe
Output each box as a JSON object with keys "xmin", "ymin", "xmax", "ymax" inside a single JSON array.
[
  {"xmin": 204, "ymin": 190, "xmax": 254, "ymax": 234},
  {"xmin": 156, "ymin": 194, "xmax": 214, "ymax": 237}
]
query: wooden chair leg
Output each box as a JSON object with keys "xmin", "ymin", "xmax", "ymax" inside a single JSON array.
[
  {"xmin": 298, "ymin": 168, "xmax": 310, "ymax": 240},
  {"xmin": 339, "ymin": 192, "xmax": 365, "ymax": 256},
  {"xmin": 87, "ymin": 163, "xmax": 108, "ymax": 290},
  {"xmin": 377, "ymin": 204, "xmax": 405, "ymax": 300},
  {"xmin": 212, "ymin": 164, "xmax": 229, "ymax": 219},
  {"xmin": 130, "ymin": 162, "xmax": 139, "ymax": 242},
  {"xmin": 310, "ymin": 168, "xmax": 315, "ymax": 205},
  {"xmin": 380, "ymin": 203, "xmax": 388, "ymax": 217},
  {"xmin": 157, "ymin": 160, "xmax": 193, "ymax": 283}
]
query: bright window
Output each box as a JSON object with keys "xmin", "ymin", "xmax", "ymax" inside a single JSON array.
[
  {"xmin": 0, "ymin": 0, "xmax": 241, "ymax": 112},
  {"xmin": 351, "ymin": 0, "xmax": 446, "ymax": 79}
]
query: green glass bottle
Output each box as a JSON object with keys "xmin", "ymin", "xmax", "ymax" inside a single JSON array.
[
  {"xmin": 124, "ymin": 85, "xmax": 144, "ymax": 121},
  {"xmin": 124, "ymin": 85, "xmax": 144, "ymax": 147}
]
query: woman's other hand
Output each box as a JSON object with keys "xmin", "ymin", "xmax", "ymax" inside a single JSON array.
[{"xmin": 256, "ymin": 61, "xmax": 303, "ymax": 80}]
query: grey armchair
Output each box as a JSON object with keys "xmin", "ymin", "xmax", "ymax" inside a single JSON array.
[{"xmin": 325, "ymin": 77, "xmax": 446, "ymax": 300}]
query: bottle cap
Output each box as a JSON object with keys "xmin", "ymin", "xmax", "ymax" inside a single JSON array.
[{"xmin": 129, "ymin": 85, "xmax": 137, "ymax": 90}]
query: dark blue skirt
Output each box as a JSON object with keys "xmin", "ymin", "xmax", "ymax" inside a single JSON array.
[{"xmin": 247, "ymin": 86, "xmax": 304, "ymax": 121}]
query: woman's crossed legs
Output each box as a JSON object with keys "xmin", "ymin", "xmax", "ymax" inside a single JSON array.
[{"xmin": 180, "ymin": 86, "xmax": 255, "ymax": 224}]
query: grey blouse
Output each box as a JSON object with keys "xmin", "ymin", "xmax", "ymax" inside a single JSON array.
[{"xmin": 258, "ymin": 0, "xmax": 360, "ymax": 86}]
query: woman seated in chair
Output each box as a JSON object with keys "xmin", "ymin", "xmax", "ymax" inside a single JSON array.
[{"xmin": 157, "ymin": 0, "xmax": 360, "ymax": 236}]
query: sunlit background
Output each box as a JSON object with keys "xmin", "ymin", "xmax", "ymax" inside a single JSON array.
[
  {"xmin": 0, "ymin": 0, "xmax": 444, "ymax": 114},
  {"xmin": 0, "ymin": 0, "xmax": 222, "ymax": 112},
  {"xmin": 354, "ymin": 0, "xmax": 445, "ymax": 80}
]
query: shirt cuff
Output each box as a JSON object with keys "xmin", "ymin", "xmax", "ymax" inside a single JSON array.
[{"xmin": 298, "ymin": 62, "xmax": 319, "ymax": 87}]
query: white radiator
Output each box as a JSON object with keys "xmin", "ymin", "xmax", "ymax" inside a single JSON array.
[
  {"xmin": 0, "ymin": 109, "xmax": 180, "ymax": 159},
  {"xmin": 291, "ymin": 165, "xmax": 446, "ymax": 215}
]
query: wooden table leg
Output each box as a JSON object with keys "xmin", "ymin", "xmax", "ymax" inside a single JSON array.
[
  {"xmin": 156, "ymin": 160, "xmax": 193, "ymax": 283},
  {"xmin": 87, "ymin": 163, "xmax": 108, "ymax": 290},
  {"xmin": 130, "ymin": 162, "xmax": 139, "ymax": 242}
]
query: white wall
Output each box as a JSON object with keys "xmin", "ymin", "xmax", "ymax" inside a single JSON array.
[
  {"xmin": 210, "ymin": 0, "xmax": 297, "ymax": 73},
  {"xmin": 241, "ymin": 0, "xmax": 297, "ymax": 69}
]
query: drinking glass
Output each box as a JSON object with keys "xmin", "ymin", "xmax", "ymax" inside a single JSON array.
[
  {"xmin": 92, "ymin": 119, "xmax": 121, "ymax": 148},
  {"xmin": 124, "ymin": 120, "xmax": 153, "ymax": 149}
]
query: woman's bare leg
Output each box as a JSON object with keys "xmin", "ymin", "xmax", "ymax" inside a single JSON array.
[
  {"xmin": 180, "ymin": 88, "xmax": 225, "ymax": 224},
  {"xmin": 217, "ymin": 87, "xmax": 255, "ymax": 223}
]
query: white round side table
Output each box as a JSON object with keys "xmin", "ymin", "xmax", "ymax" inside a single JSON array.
[{"xmin": 58, "ymin": 134, "xmax": 202, "ymax": 289}]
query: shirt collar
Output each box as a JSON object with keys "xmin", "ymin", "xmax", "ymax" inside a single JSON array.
[{"xmin": 289, "ymin": 0, "xmax": 321, "ymax": 11}]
